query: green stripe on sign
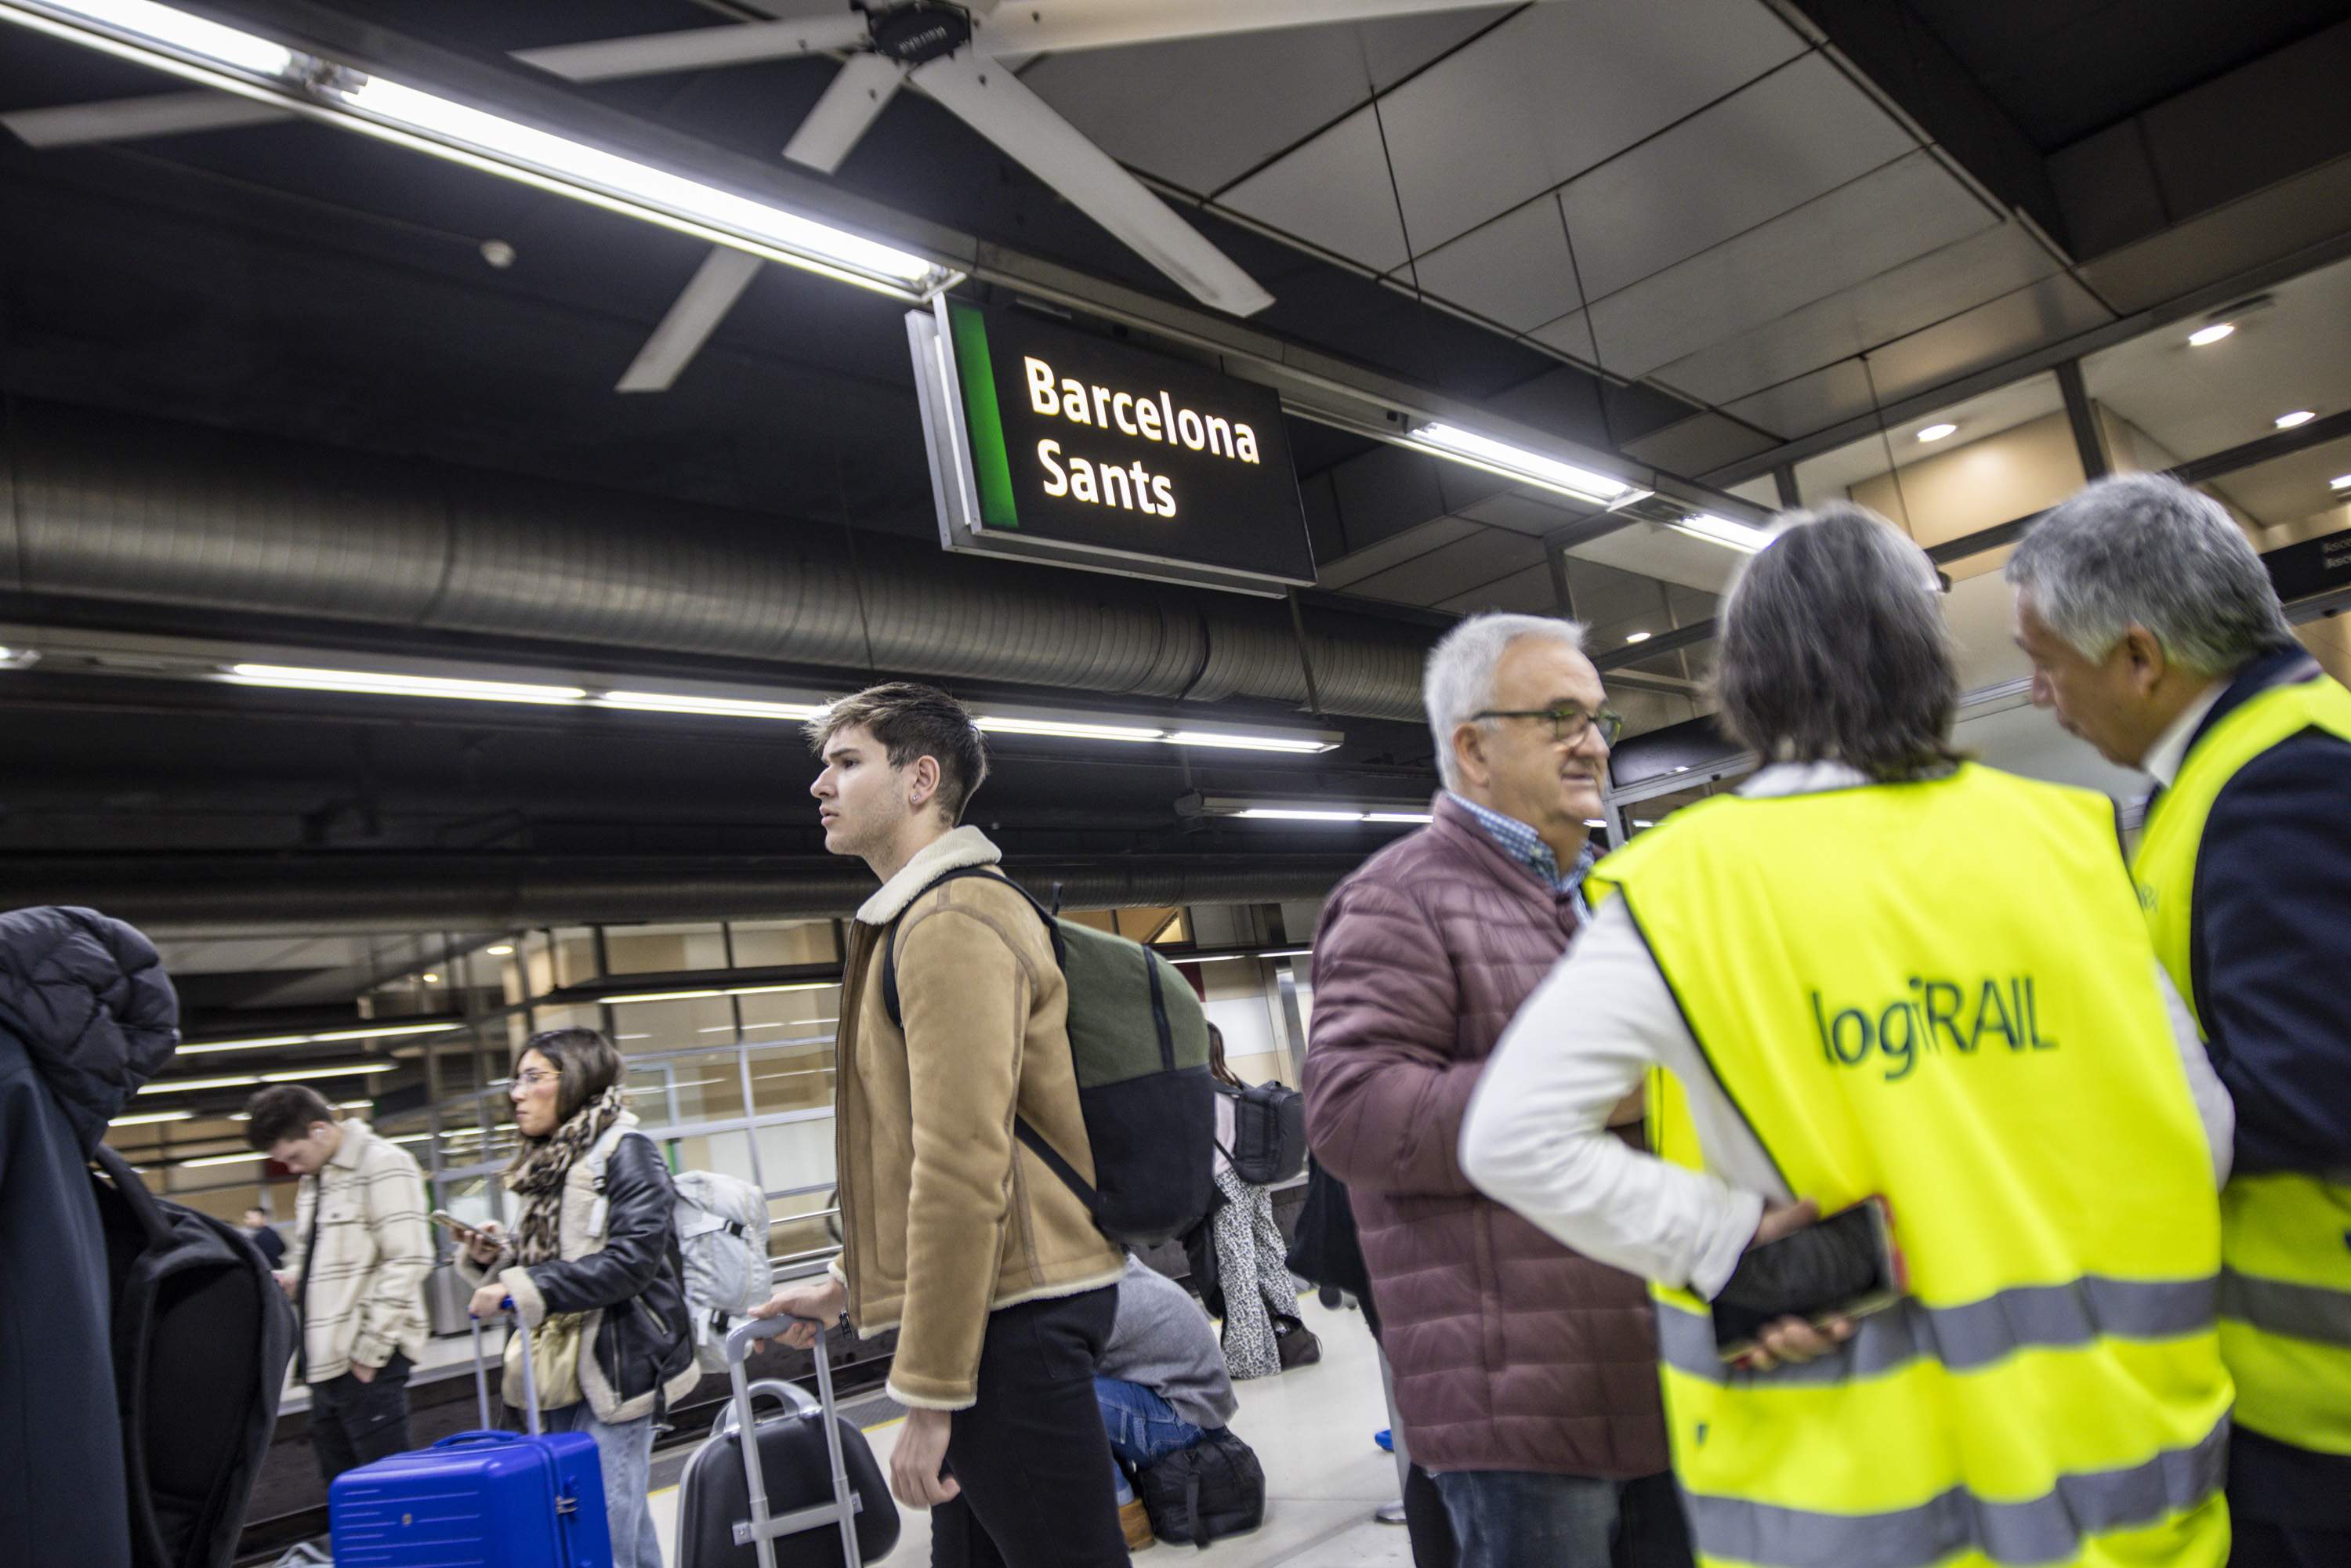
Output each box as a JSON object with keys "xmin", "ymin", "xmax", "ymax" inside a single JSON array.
[{"xmin": 948, "ymin": 302, "xmax": 1019, "ymax": 531}]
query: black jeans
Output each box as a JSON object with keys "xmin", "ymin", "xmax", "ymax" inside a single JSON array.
[
  {"xmin": 308, "ymin": 1351, "xmax": 414, "ymax": 1487},
  {"xmin": 932, "ymin": 1287, "xmax": 1128, "ymax": 1568},
  {"xmin": 1431, "ymin": 1468, "xmax": 1692, "ymax": 1568}
]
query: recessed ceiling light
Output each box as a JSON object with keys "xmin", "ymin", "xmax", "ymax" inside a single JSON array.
[
  {"xmin": 1625, "ymin": 631, "xmax": 1652, "ymax": 644},
  {"xmin": 485, "ymin": 944, "xmax": 514, "ymax": 956},
  {"xmin": 2333, "ymin": 475, "xmax": 2351, "ymax": 491},
  {"xmin": 421, "ymin": 973, "xmax": 441, "ymax": 984},
  {"xmin": 2188, "ymin": 323, "xmax": 2235, "ymax": 347},
  {"xmin": 2276, "ymin": 411, "xmax": 2316, "ymax": 429},
  {"xmin": 1917, "ymin": 423, "xmax": 1958, "ymax": 443}
]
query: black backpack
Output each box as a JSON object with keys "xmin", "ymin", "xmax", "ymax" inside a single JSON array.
[
  {"xmin": 884, "ymin": 867, "xmax": 1215, "ymax": 1247},
  {"xmin": 91, "ymin": 1145, "xmax": 297, "ymax": 1568},
  {"xmin": 1132, "ymin": 1430, "xmax": 1266, "ymax": 1548},
  {"xmin": 1214, "ymin": 1080, "xmax": 1306, "ymax": 1187}
]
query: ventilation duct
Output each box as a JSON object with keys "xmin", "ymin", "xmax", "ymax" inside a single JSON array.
[{"xmin": 0, "ymin": 400, "xmax": 1429, "ymax": 722}]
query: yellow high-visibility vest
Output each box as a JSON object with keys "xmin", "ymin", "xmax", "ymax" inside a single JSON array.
[
  {"xmin": 1590, "ymin": 763, "xmax": 2230, "ymax": 1568},
  {"xmin": 2134, "ymin": 671, "xmax": 2351, "ymax": 1459}
]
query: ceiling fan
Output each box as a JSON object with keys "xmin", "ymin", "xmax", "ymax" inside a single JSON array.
[{"xmin": 1, "ymin": 0, "xmax": 1528, "ymax": 390}]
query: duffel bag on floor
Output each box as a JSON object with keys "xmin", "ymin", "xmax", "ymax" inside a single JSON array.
[{"xmin": 1133, "ymin": 1429, "xmax": 1266, "ymax": 1548}]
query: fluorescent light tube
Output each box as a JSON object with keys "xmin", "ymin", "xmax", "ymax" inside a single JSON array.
[
  {"xmin": 2187, "ymin": 323, "xmax": 2234, "ymax": 346},
  {"xmin": 259, "ymin": 1063, "xmax": 398, "ymax": 1082},
  {"xmin": 223, "ymin": 663, "xmax": 587, "ymax": 704},
  {"xmin": 110, "ymin": 1110, "xmax": 193, "ymax": 1127},
  {"xmin": 26, "ymin": 0, "xmax": 294, "ymax": 76},
  {"xmin": 976, "ymin": 715, "xmax": 1168, "ymax": 743},
  {"xmin": 181, "ymin": 1150, "xmax": 272, "ymax": 1168},
  {"xmin": 1166, "ymin": 731, "xmax": 1335, "ymax": 754},
  {"xmin": 1584, "ymin": 818, "xmax": 1608, "ymax": 827},
  {"xmin": 335, "ymin": 75, "xmax": 944, "ymax": 299},
  {"xmin": 1916, "ymin": 423, "xmax": 1958, "ymax": 443},
  {"xmin": 486, "ymin": 944, "xmax": 515, "ymax": 955},
  {"xmin": 180, "ymin": 1021, "xmax": 462, "ymax": 1055},
  {"xmin": 2276, "ymin": 411, "xmax": 2315, "ymax": 429},
  {"xmin": 1362, "ymin": 812, "xmax": 1435, "ymax": 824},
  {"xmin": 140, "ymin": 1073, "xmax": 263, "ymax": 1095},
  {"xmin": 1261, "ymin": 948, "xmax": 1313, "ymax": 958},
  {"xmin": 1, "ymin": 3, "xmax": 954, "ymax": 302},
  {"xmin": 1407, "ymin": 422, "xmax": 1641, "ymax": 505},
  {"xmin": 1667, "ymin": 513, "xmax": 1773, "ymax": 554},
  {"xmin": 603, "ymin": 988, "xmax": 730, "ymax": 1005},
  {"xmin": 2333, "ymin": 475, "xmax": 2351, "ymax": 491},
  {"xmin": 1235, "ymin": 808, "xmax": 1365, "ymax": 822},
  {"xmin": 1625, "ymin": 631, "xmax": 1652, "ymax": 644},
  {"xmin": 602, "ymin": 980, "xmax": 835, "ymax": 1005},
  {"xmin": 600, "ymin": 691, "xmax": 831, "ymax": 720}
]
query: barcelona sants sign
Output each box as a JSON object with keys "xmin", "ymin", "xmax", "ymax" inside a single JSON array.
[{"xmin": 909, "ymin": 298, "xmax": 1316, "ymax": 596}]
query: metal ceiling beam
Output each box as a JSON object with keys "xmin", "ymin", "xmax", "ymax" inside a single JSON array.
[{"xmin": 7, "ymin": 851, "xmax": 1373, "ymax": 936}]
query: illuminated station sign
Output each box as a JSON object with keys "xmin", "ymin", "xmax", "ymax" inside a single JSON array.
[{"xmin": 909, "ymin": 298, "xmax": 1316, "ymax": 595}]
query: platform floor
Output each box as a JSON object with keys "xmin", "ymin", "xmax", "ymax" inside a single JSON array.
[{"xmin": 647, "ymin": 1292, "xmax": 1411, "ymax": 1566}]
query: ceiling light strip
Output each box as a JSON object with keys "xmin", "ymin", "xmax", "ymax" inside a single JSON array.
[
  {"xmin": 1404, "ymin": 422, "xmax": 1646, "ymax": 507},
  {"xmin": 181, "ymin": 1021, "xmax": 464, "ymax": 1056},
  {"xmin": 0, "ymin": 0, "xmax": 958, "ymax": 302}
]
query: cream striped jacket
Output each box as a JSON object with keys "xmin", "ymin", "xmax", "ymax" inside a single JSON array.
[{"xmin": 283, "ymin": 1119, "xmax": 432, "ymax": 1383}]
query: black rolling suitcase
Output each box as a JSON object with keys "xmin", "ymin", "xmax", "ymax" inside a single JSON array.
[{"xmin": 676, "ymin": 1316, "xmax": 900, "ymax": 1568}]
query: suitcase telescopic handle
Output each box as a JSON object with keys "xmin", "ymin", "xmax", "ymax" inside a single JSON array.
[
  {"xmin": 467, "ymin": 1296, "xmax": 542, "ymax": 1436},
  {"xmin": 723, "ymin": 1317, "xmax": 862, "ymax": 1568}
]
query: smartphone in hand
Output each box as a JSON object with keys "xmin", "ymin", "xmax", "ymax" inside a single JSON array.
[{"xmin": 1713, "ymin": 1196, "xmax": 1904, "ymax": 1362}]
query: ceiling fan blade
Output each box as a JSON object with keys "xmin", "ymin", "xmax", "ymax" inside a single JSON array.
[
  {"xmin": 978, "ymin": 0, "xmax": 1526, "ymax": 56},
  {"xmin": 908, "ymin": 54, "xmax": 1272, "ymax": 317},
  {"xmin": 2, "ymin": 90, "xmax": 292, "ymax": 149},
  {"xmin": 781, "ymin": 54, "xmax": 904, "ymax": 173},
  {"xmin": 512, "ymin": 14, "xmax": 871, "ymax": 83},
  {"xmin": 616, "ymin": 246, "xmax": 765, "ymax": 393}
]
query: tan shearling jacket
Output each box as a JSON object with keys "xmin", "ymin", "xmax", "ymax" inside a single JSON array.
[{"xmin": 833, "ymin": 827, "xmax": 1124, "ymax": 1410}]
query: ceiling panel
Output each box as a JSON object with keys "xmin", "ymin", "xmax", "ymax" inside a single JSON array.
[
  {"xmin": 1722, "ymin": 273, "xmax": 2112, "ymax": 436},
  {"xmin": 1405, "ymin": 194, "xmax": 1584, "ymax": 331},
  {"xmin": 1558, "ymin": 55, "xmax": 1917, "ymax": 300},
  {"xmin": 1570, "ymin": 519, "xmax": 1747, "ymax": 595},
  {"xmin": 1217, "ymin": 104, "xmax": 1413, "ymax": 271},
  {"xmin": 2085, "ymin": 250, "xmax": 2351, "ymax": 464},
  {"xmin": 1461, "ymin": 488, "xmax": 1592, "ymax": 538},
  {"xmin": 1532, "ymin": 148, "xmax": 1996, "ymax": 380},
  {"xmin": 1316, "ymin": 512, "xmax": 1483, "ymax": 588},
  {"xmin": 1438, "ymin": 561, "xmax": 1557, "ymax": 614},
  {"xmin": 1346, "ymin": 523, "xmax": 1545, "ymax": 604},
  {"xmin": 1371, "ymin": 0, "xmax": 1809, "ymax": 254},
  {"xmin": 1020, "ymin": 6, "xmax": 1516, "ymax": 197},
  {"xmin": 1646, "ymin": 211, "xmax": 2063, "ymax": 409},
  {"xmin": 1618, "ymin": 410, "xmax": 1781, "ymax": 474}
]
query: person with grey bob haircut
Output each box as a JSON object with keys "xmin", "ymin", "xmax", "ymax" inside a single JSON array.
[
  {"xmin": 1465, "ymin": 505, "xmax": 2235, "ymax": 1568},
  {"xmin": 2011, "ymin": 473, "xmax": 2351, "ymax": 1566}
]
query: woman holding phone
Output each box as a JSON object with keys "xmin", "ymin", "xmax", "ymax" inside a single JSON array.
[{"xmin": 459, "ymin": 1027, "xmax": 696, "ymax": 1568}]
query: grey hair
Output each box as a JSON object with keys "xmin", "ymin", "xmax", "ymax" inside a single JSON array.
[
  {"xmin": 1715, "ymin": 504, "xmax": 1959, "ymax": 779},
  {"xmin": 1422, "ymin": 612, "xmax": 1588, "ymax": 791},
  {"xmin": 2006, "ymin": 473, "xmax": 2291, "ymax": 677}
]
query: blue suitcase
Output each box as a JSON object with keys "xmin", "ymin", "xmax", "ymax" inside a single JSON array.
[{"xmin": 329, "ymin": 1305, "xmax": 614, "ymax": 1567}]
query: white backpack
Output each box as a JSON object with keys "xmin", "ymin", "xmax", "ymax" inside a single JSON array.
[{"xmin": 670, "ymin": 1169, "xmax": 775, "ymax": 1373}]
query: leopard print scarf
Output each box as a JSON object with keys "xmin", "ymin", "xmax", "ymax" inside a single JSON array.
[{"xmin": 504, "ymin": 1083, "xmax": 626, "ymax": 1267}]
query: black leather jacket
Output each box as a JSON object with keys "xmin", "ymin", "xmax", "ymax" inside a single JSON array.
[{"xmin": 526, "ymin": 1132, "xmax": 696, "ymax": 1415}]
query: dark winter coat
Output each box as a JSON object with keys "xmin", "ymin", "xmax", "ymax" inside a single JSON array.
[
  {"xmin": 1304, "ymin": 796, "xmax": 1668, "ymax": 1479},
  {"xmin": 0, "ymin": 907, "xmax": 179, "ymax": 1568}
]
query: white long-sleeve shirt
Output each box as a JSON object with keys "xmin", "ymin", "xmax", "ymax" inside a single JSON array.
[{"xmin": 1458, "ymin": 763, "xmax": 2235, "ymax": 1302}]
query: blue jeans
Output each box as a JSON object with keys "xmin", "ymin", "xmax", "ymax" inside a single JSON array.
[
  {"xmin": 543, "ymin": 1401, "xmax": 659, "ymax": 1568},
  {"xmin": 1431, "ymin": 1469, "xmax": 1691, "ymax": 1568},
  {"xmin": 1095, "ymin": 1376, "xmax": 1208, "ymax": 1498}
]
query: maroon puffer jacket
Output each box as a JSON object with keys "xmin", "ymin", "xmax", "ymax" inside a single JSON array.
[{"xmin": 1304, "ymin": 795, "xmax": 1668, "ymax": 1479}]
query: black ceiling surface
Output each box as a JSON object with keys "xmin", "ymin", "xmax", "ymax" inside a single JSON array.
[
  {"xmin": 0, "ymin": 0, "xmax": 1697, "ymax": 544},
  {"xmin": 1903, "ymin": 0, "xmax": 2350, "ymax": 150}
]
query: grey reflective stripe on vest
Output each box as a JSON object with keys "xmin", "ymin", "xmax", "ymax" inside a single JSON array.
[
  {"xmin": 2222, "ymin": 1268, "xmax": 2351, "ymax": 1349},
  {"xmin": 1656, "ymin": 1274, "xmax": 2217, "ymax": 1386},
  {"xmin": 1682, "ymin": 1416, "xmax": 2226, "ymax": 1568}
]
